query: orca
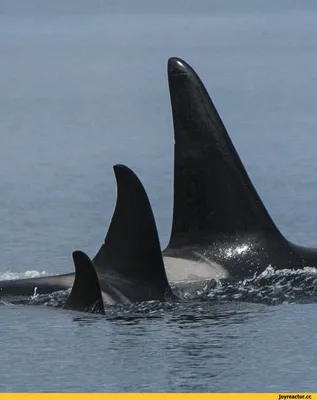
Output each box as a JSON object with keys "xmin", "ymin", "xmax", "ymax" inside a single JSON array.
[
  {"xmin": 64, "ymin": 250, "xmax": 105, "ymax": 314},
  {"xmin": 162, "ymin": 56, "xmax": 317, "ymax": 280},
  {"xmin": 3, "ymin": 56, "xmax": 312, "ymax": 293},
  {"xmin": 0, "ymin": 165, "xmax": 174, "ymax": 303}
]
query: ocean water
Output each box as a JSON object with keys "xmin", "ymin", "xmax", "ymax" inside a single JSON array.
[{"xmin": 1, "ymin": 0, "xmax": 317, "ymax": 392}]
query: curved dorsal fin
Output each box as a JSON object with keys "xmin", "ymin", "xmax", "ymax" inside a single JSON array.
[
  {"xmin": 165, "ymin": 57, "xmax": 283, "ymax": 250},
  {"xmin": 64, "ymin": 251, "xmax": 105, "ymax": 314},
  {"xmin": 93, "ymin": 165, "xmax": 172, "ymax": 300}
]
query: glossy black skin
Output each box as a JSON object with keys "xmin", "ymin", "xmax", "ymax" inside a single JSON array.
[
  {"xmin": 162, "ymin": 57, "xmax": 317, "ymax": 279},
  {"xmin": 1, "ymin": 57, "xmax": 316, "ymax": 300},
  {"xmin": 64, "ymin": 251, "xmax": 105, "ymax": 314},
  {"xmin": 93, "ymin": 164, "xmax": 173, "ymax": 302},
  {"xmin": 0, "ymin": 165, "xmax": 173, "ymax": 302},
  {"xmin": 0, "ymin": 273, "xmax": 73, "ymax": 297}
]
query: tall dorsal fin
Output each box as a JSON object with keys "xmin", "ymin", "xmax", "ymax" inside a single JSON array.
[
  {"xmin": 93, "ymin": 165, "xmax": 172, "ymax": 300},
  {"xmin": 165, "ymin": 57, "xmax": 284, "ymax": 250},
  {"xmin": 64, "ymin": 251, "xmax": 105, "ymax": 314}
]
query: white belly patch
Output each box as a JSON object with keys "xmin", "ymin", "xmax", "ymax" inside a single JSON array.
[{"xmin": 163, "ymin": 255, "xmax": 228, "ymax": 283}]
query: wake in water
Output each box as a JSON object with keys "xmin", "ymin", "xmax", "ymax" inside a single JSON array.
[
  {"xmin": 1, "ymin": 266, "xmax": 317, "ymax": 313},
  {"xmin": 173, "ymin": 265, "xmax": 317, "ymax": 305},
  {"xmin": 0, "ymin": 270, "xmax": 48, "ymax": 281}
]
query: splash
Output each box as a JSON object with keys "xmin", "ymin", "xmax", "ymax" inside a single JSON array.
[
  {"xmin": 173, "ymin": 265, "xmax": 317, "ymax": 305},
  {"xmin": 0, "ymin": 270, "xmax": 48, "ymax": 281},
  {"xmin": 3, "ymin": 265, "xmax": 317, "ymax": 312}
]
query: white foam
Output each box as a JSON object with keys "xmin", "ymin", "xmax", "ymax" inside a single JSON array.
[{"xmin": 0, "ymin": 270, "xmax": 48, "ymax": 281}]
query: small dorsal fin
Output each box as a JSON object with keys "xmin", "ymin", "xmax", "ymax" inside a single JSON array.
[
  {"xmin": 64, "ymin": 251, "xmax": 105, "ymax": 314},
  {"xmin": 93, "ymin": 165, "xmax": 172, "ymax": 301},
  {"xmin": 165, "ymin": 57, "xmax": 283, "ymax": 250}
]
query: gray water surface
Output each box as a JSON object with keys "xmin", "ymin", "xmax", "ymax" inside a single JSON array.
[{"xmin": 1, "ymin": 0, "xmax": 317, "ymax": 392}]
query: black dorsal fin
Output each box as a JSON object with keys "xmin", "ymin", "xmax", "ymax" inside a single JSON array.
[
  {"xmin": 93, "ymin": 165, "xmax": 172, "ymax": 300},
  {"xmin": 165, "ymin": 57, "xmax": 284, "ymax": 250},
  {"xmin": 64, "ymin": 251, "xmax": 105, "ymax": 314}
]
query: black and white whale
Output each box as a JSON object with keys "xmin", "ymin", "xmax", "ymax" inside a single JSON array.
[
  {"xmin": 64, "ymin": 250, "xmax": 105, "ymax": 314},
  {"xmin": 162, "ymin": 56, "xmax": 317, "ymax": 280},
  {"xmin": 2, "ymin": 56, "xmax": 316, "ymax": 297},
  {"xmin": 0, "ymin": 165, "xmax": 173, "ymax": 303}
]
